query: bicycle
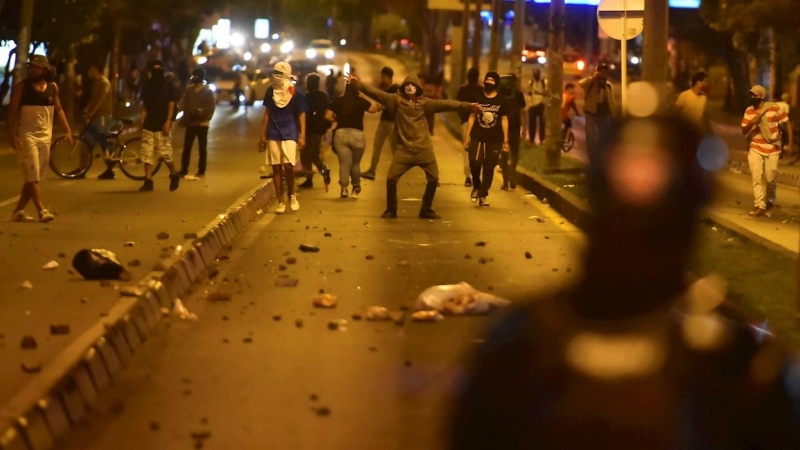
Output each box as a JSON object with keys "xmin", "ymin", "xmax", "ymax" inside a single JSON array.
[
  {"xmin": 561, "ymin": 121, "xmax": 575, "ymax": 153},
  {"xmin": 49, "ymin": 118, "xmax": 162, "ymax": 180}
]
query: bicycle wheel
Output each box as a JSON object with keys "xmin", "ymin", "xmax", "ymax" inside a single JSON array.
[
  {"xmin": 50, "ymin": 136, "xmax": 93, "ymax": 178},
  {"xmin": 562, "ymin": 129, "xmax": 575, "ymax": 153},
  {"xmin": 117, "ymin": 137, "xmax": 163, "ymax": 180}
]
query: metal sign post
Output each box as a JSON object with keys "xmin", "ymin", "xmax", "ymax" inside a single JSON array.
[{"xmin": 621, "ymin": 0, "xmax": 627, "ymax": 113}]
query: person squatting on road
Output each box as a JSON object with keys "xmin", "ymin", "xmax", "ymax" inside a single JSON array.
[
  {"xmin": 741, "ymin": 84, "xmax": 788, "ymax": 218},
  {"xmin": 139, "ymin": 60, "xmax": 182, "ymax": 192},
  {"xmin": 456, "ymin": 68, "xmax": 484, "ymax": 187},
  {"xmin": 349, "ymin": 73, "xmax": 479, "ymax": 219},
  {"xmin": 361, "ymin": 66, "xmax": 399, "ymax": 180},
  {"xmin": 298, "ymin": 73, "xmax": 331, "ymax": 189},
  {"xmin": 8, "ymin": 55, "xmax": 72, "ymax": 222},
  {"xmin": 83, "ymin": 61, "xmax": 117, "ymax": 180},
  {"xmin": 499, "ymin": 73, "xmax": 527, "ymax": 190},
  {"xmin": 259, "ymin": 61, "xmax": 308, "ymax": 214},
  {"xmin": 464, "ymin": 71, "xmax": 510, "ymax": 207},
  {"xmin": 178, "ymin": 66, "xmax": 216, "ymax": 179},
  {"xmin": 326, "ymin": 83, "xmax": 381, "ymax": 199},
  {"xmin": 450, "ymin": 115, "xmax": 800, "ymax": 450}
]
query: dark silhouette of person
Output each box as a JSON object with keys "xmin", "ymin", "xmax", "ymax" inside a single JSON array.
[{"xmin": 449, "ymin": 115, "xmax": 800, "ymax": 450}]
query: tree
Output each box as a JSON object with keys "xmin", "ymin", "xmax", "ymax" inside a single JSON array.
[
  {"xmin": 371, "ymin": 13, "xmax": 410, "ymax": 47},
  {"xmin": 543, "ymin": 0, "xmax": 564, "ymax": 167}
]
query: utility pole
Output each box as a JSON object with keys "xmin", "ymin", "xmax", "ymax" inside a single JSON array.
[
  {"xmin": 15, "ymin": 0, "xmax": 34, "ymax": 80},
  {"xmin": 642, "ymin": 0, "xmax": 669, "ymax": 107},
  {"xmin": 488, "ymin": 0, "xmax": 500, "ymax": 71},
  {"xmin": 509, "ymin": 0, "xmax": 525, "ymax": 84},
  {"xmin": 471, "ymin": 0, "xmax": 482, "ymax": 69},
  {"xmin": 544, "ymin": 0, "xmax": 564, "ymax": 168}
]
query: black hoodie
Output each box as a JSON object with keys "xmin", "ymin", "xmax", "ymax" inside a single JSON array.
[{"xmin": 305, "ymin": 75, "xmax": 330, "ymax": 135}]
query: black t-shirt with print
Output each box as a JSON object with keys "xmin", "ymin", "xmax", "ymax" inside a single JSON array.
[
  {"xmin": 330, "ymin": 96, "xmax": 372, "ymax": 131},
  {"xmin": 142, "ymin": 80, "xmax": 178, "ymax": 132},
  {"xmin": 470, "ymin": 92, "xmax": 510, "ymax": 143}
]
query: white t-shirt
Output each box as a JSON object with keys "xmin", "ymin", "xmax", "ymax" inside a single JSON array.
[
  {"xmin": 777, "ymin": 101, "xmax": 791, "ymax": 116},
  {"xmin": 528, "ymin": 79, "xmax": 546, "ymax": 108},
  {"xmin": 674, "ymin": 89, "xmax": 707, "ymax": 127}
]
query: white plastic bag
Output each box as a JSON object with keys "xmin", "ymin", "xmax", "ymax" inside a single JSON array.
[{"xmin": 414, "ymin": 282, "xmax": 510, "ymax": 315}]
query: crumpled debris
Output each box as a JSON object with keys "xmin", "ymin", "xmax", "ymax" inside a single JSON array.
[
  {"xmin": 411, "ymin": 310, "xmax": 444, "ymax": 322},
  {"xmin": 414, "ymin": 282, "xmax": 510, "ymax": 315},
  {"xmin": 312, "ymin": 294, "xmax": 339, "ymax": 308},
  {"xmin": 127, "ymin": 259, "xmax": 141, "ymax": 267},
  {"xmin": 295, "ymin": 319, "xmax": 304, "ymax": 328},
  {"xmin": 57, "ymin": 252, "xmax": 67, "ymax": 258},
  {"xmin": 365, "ymin": 306, "xmax": 390, "ymax": 321},
  {"xmin": 324, "ymin": 232, "xmax": 333, "ymax": 237},
  {"xmin": 475, "ymin": 241, "xmax": 487, "ymax": 247},
  {"xmin": 299, "ymin": 244, "xmax": 320, "ymax": 253},
  {"xmin": 21, "ymin": 280, "xmax": 33, "ymax": 290},
  {"xmin": 20, "ymin": 335, "xmax": 37, "ymax": 349},
  {"xmin": 156, "ymin": 232, "xmax": 170, "ymax": 240},
  {"xmin": 478, "ymin": 257, "xmax": 494, "ymax": 264},
  {"xmin": 43, "ymin": 260, "xmax": 60, "ymax": 270},
  {"xmin": 286, "ymin": 257, "xmax": 297, "ymax": 265},
  {"xmin": 365, "ymin": 255, "xmax": 375, "ymax": 260},
  {"xmin": 313, "ymin": 406, "xmax": 331, "ymax": 417},
  {"xmin": 525, "ymin": 252, "xmax": 532, "ymax": 259},
  {"xmin": 50, "ymin": 324, "xmax": 71, "ymax": 335},
  {"xmin": 121, "ymin": 287, "xmax": 144, "ymax": 297},
  {"xmin": 123, "ymin": 241, "xmax": 135, "ymax": 247},
  {"xmin": 327, "ymin": 319, "xmax": 347, "ymax": 330},
  {"xmin": 72, "ymin": 249, "xmax": 129, "ymax": 280},
  {"xmin": 275, "ymin": 276, "xmax": 299, "ymax": 287},
  {"xmin": 207, "ymin": 291, "xmax": 232, "ymax": 302},
  {"xmin": 173, "ymin": 299, "xmax": 198, "ymax": 321}
]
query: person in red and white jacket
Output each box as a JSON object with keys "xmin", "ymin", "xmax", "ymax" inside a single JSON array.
[{"xmin": 741, "ymin": 85, "xmax": 788, "ymax": 217}]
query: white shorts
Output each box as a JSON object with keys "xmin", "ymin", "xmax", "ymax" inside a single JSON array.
[
  {"xmin": 141, "ymin": 129, "xmax": 174, "ymax": 165},
  {"xmin": 18, "ymin": 138, "xmax": 49, "ymax": 183},
  {"xmin": 266, "ymin": 140, "xmax": 297, "ymax": 166}
]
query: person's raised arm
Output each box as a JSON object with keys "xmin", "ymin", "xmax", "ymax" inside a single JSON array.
[
  {"xmin": 349, "ymin": 75, "xmax": 396, "ymax": 109},
  {"xmin": 8, "ymin": 82, "xmax": 22, "ymax": 150},
  {"xmin": 426, "ymin": 99, "xmax": 480, "ymax": 114}
]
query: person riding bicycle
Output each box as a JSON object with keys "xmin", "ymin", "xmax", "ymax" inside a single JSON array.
[
  {"xmin": 83, "ymin": 62, "xmax": 118, "ymax": 180},
  {"xmin": 562, "ymin": 83, "xmax": 580, "ymax": 141}
]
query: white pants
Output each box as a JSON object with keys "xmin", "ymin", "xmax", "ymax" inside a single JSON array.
[
  {"xmin": 18, "ymin": 137, "xmax": 49, "ymax": 183},
  {"xmin": 748, "ymin": 150, "xmax": 779, "ymax": 209}
]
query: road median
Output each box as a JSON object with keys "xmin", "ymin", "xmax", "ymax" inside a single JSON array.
[{"xmin": 0, "ymin": 181, "xmax": 275, "ymax": 450}]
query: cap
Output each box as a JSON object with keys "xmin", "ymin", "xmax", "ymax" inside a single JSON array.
[
  {"xmin": 380, "ymin": 66, "xmax": 393, "ymax": 77},
  {"xmin": 27, "ymin": 55, "xmax": 49, "ymax": 69},
  {"xmin": 484, "ymin": 71, "xmax": 500, "ymax": 85},
  {"xmin": 273, "ymin": 61, "xmax": 292, "ymax": 76},
  {"xmin": 749, "ymin": 85, "xmax": 766, "ymax": 98},
  {"xmin": 192, "ymin": 66, "xmax": 205, "ymax": 77}
]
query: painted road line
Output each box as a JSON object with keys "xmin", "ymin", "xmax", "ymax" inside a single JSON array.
[{"xmin": 0, "ymin": 196, "xmax": 21, "ymax": 210}]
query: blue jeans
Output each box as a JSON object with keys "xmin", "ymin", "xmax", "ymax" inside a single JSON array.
[
  {"xmin": 333, "ymin": 128, "xmax": 365, "ymax": 189},
  {"xmin": 84, "ymin": 115, "xmax": 115, "ymax": 153}
]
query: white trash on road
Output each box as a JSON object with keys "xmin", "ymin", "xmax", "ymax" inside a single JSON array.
[{"xmin": 414, "ymin": 282, "xmax": 510, "ymax": 316}]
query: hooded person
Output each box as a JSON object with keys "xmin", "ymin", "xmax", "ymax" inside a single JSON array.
[
  {"xmin": 138, "ymin": 60, "xmax": 182, "ymax": 192},
  {"xmin": 178, "ymin": 66, "xmax": 216, "ymax": 178},
  {"xmin": 259, "ymin": 61, "xmax": 308, "ymax": 213},
  {"xmin": 298, "ymin": 72, "xmax": 332, "ymax": 190},
  {"xmin": 449, "ymin": 115, "xmax": 800, "ymax": 449},
  {"xmin": 456, "ymin": 68, "xmax": 484, "ymax": 187},
  {"xmin": 349, "ymin": 73, "xmax": 480, "ymax": 219}
]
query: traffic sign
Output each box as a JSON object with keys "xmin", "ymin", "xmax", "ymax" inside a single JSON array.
[{"xmin": 597, "ymin": 0, "xmax": 644, "ymax": 41}]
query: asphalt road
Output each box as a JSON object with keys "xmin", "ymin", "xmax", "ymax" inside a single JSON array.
[{"xmin": 53, "ymin": 52, "xmax": 585, "ymax": 450}]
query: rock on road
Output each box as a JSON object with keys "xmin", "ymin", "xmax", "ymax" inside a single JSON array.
[{"xmin": 52, "ymin": 52, "xmax": 584, "ymax": 449}]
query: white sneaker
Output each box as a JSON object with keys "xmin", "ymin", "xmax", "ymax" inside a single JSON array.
[
  {"xmin": 39, "ymin": 209, "xmax": 55, "ymax": 223},
  {"xmin": 11, "ymin": 210, "xmax": 35, "ymax": 222},
  {"xmin": 290, "ymin": 195, "xmax": 300, "ymax": 212},
  {"xmin": 276, "ymin": 202, "xmax": 287, "ymax": 214}
]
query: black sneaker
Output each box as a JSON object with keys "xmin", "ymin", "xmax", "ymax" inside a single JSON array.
[
  {"xmin": 98, "ymin": 169, "xmax": 115, "ymax": 180},
  {"xmin": 381, "ymin": 209, "xmax": 397, "ymax": 219},
  {"xmin": 361, "ymin": 171, "xmax": 376, "ymax": 180},
  {"xmin": 298, "ymin": 179, "xmax": 314, "ymax": 188},
  {"xmin": 139, "ymin": 179, "xmax": 154, "ymax": 192},
  {"xmin": 470, "ymin": 188, "xmax": 479, "ymax": 203},
  {"xmin": 509, "ymin": 179, "xmax": 517, "ymax": 189},
  {"xmin": 465, "ymin": 177, "xmax": 472, "ymax": 187},
  {"xmin": 169, "ymin": 173, "xmax": 181, "ymax": 191},
  {"xmin": 177, "ymin": 171, "xmax": 188, "ymax": 178},
  {"xmin": 479, "ymin": 197, "xmax": 490, "ymax": 207},
  {"xmin": 321, "ymin": 165, "xmax": 332, "ymax": 185},
  {"xmin": 419, "ymin": 209, "xmax": 441, "ymax": 220},
  {"xmin": 195, "ymin": 173, "xmax": 205, "ymax": 179}
]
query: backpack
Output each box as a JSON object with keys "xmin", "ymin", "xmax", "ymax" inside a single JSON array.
[{"xmin": 756, "ymin": 102, "xmax": 782, "ymax": 145}]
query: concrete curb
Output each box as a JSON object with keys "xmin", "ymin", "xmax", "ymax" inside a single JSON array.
[{"xmin": 0, "ymin": 181, "xmax": 275, "ymax": 450}]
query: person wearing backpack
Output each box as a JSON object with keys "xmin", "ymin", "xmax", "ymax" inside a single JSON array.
[{"xmin": 741, "ymin": 85, "xmax": 788, "ymax": 218}]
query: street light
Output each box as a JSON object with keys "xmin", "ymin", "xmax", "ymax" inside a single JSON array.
[
  {"xmin": 340, "ymin": 39, "xmax": 347, "ymax": 46},
  {"xmin": 230, "ymin": 33, "xmax": 245, "ymax": 47},
  {"xmin": 261, "ymin": 43, "xmax": 271, "ymax": 53},
  {"xmin": 280, "ymin": 40, "xmax": 294, "ymax": 54},
  {"xmin": 244, "ymin": 52, "xmax": 253, "ymax": 61}
]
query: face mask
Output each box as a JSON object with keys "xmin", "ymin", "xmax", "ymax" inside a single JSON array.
[
  {"xmin": 484, "ymin": 83, "xmax": 497, "ymax": 93},
  {"xmin": 750, "ymin": 97, "xmax": 762, "ymax": 107},
  {"xmin": 191, "ymin": 76, "xmax": 203, "ymax": 84},
  {"xmin": 403, "ymin": 84, "xmax": 418, "ymax": 97}
]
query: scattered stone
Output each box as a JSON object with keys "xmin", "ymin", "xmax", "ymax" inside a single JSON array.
[
  {"xmin": 58, "ymin": 252, "xmax": 67, "ymax": 258},
  {"xmin": 299, "ymin": 244, "xmax": 320, "ymax": 253},
  {"xmin": 351, "ymin": 314, "xmax": 363, "ymax": 321},
  {"xmin": 475, "ymin": 241, "xmax": 487, "ymax": 247},
  {"xmin": 21, "ymin": 280, "xmax": 33, "ymax": 290},
  {"xmin": 222, "ymin": 339, "xmax": 229, "ymax": 344},
  {"xmin": 208, "ymin": 291, "xmax": 232, "ymax": 302},
  {"xmin": 243, "ymin": 337, "xmax": 253, "ymax": 344},
  {"xmin": 295, "ymin": 319, "xmax": 304, "ymax": 328},
  {"xmin": 365, "ymin": 255, "xmax": 375, "ymax": 260},
  {"xmin": 544, "ymin": 236, "xmax": 550, "ymax": 240},
  {"xmin": 327, "ymin": 321, "xmax": 340, "ymax": 330},
  {"xmin": 275, "ymin": 276, "xmax": 299, "ymax": 287},
  {"xmin": 272, "ymin": 315, "xmax": 282, "ymax": 321},
  {"xmin": 127, "ymin": 259, "xmax": 141, "ymax": 267},
  {"xmin": 411, "ymin": 311, "xmax": 444, "ymax": 322},
  {"xmin": 150, "ymin": 421, "xmax": 160, "ymax": 431},
  {"xmin": 286, "ymin": 257, "xmax": 297, "ymax": 265},
  {"xmin": 156, "ymin": 232, "xmax": 170, "ymax": 240},
  {"xmin": 309, "ymin": 394, "xmax": 319, "ymax": 401},
  {"xmin": 552, "ymin": 268, "xmax": 558, "ymax": 272},
  {"xmin": 365, "ymin": 306, "xmax": 390, "ymax": 321},
  {"xmin": 49, "ymin": 324, "xmax": 71, "ymax": 335},
  {"xmin": 20, "ymin": 335, "xmax": 37, "ymax": 349},
  {"xmin": 222, "ymin": 316, "xmax": 229, "ymax": 321},
  {"xmin": 525, "ymin": 252, "xmax": 532, "ymax": 259},
  {"xmin": 334, "ymin": 268, "xmax": 343, "ymax": 273},
  {"xmin": 21, "ymin": 362, "xmax": 42, "ymax": 374},
  {"xmin": 124, "ymin": 241, "xmax": 135, "ymax": 247},
  {"xmin": 368, "ymin": 346, "xmax": 378, "ymax": 352},
  {"xmin": 120, "ymin": 287, "xmax": 143, "ymax": 297},
  {"xmin": 405, "ymin": 360, "xmax": 412, "ymax": 367},
  {"xmin": 200, "ymin": 418, "xmax": 209, "ymax": 425},
  {"xmin": 312, "ymin": 293, "xmax": 339, "ymax": 308},
  {"xmin": 278, "ymin": 264, "xmax": 287, "ymax": 271},
  {"xmin": 313, "ymin": 406, "xmax": 331, "ymax": 417},
  {"xmin": 324, "ymin": 232, "xmax": 332, "ymax": 237},
  {"xmin": 478, "ymin": 257, "xmax": 494, "ymax": 264},
  {"xmin": 183, "ymin": 233, "xmax": 198, "ymax": 240}
]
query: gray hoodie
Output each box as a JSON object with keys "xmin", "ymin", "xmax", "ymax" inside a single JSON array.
[{"xmin": 355, "ymin": 74, "xmax": 473, "ymax": 163}]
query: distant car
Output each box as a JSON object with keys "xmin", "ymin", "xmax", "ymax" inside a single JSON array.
[
  {"xmin": 209, "ymin": 71, "xmax": 251, "ymax": 105},
  {"xmin": 247, "ymin": 70, "xmax": 271, "ymax": 105},
  {"xmin": 563, "ymin": 52, "xmax": 587, "ymax": 78},
  {"xmin": 521, "ymin": 46, "xmax": 547, "ymax": 65},
  {"xmin": 305, "ymin": 39, "xmax": 336, "ymax": 63}
]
